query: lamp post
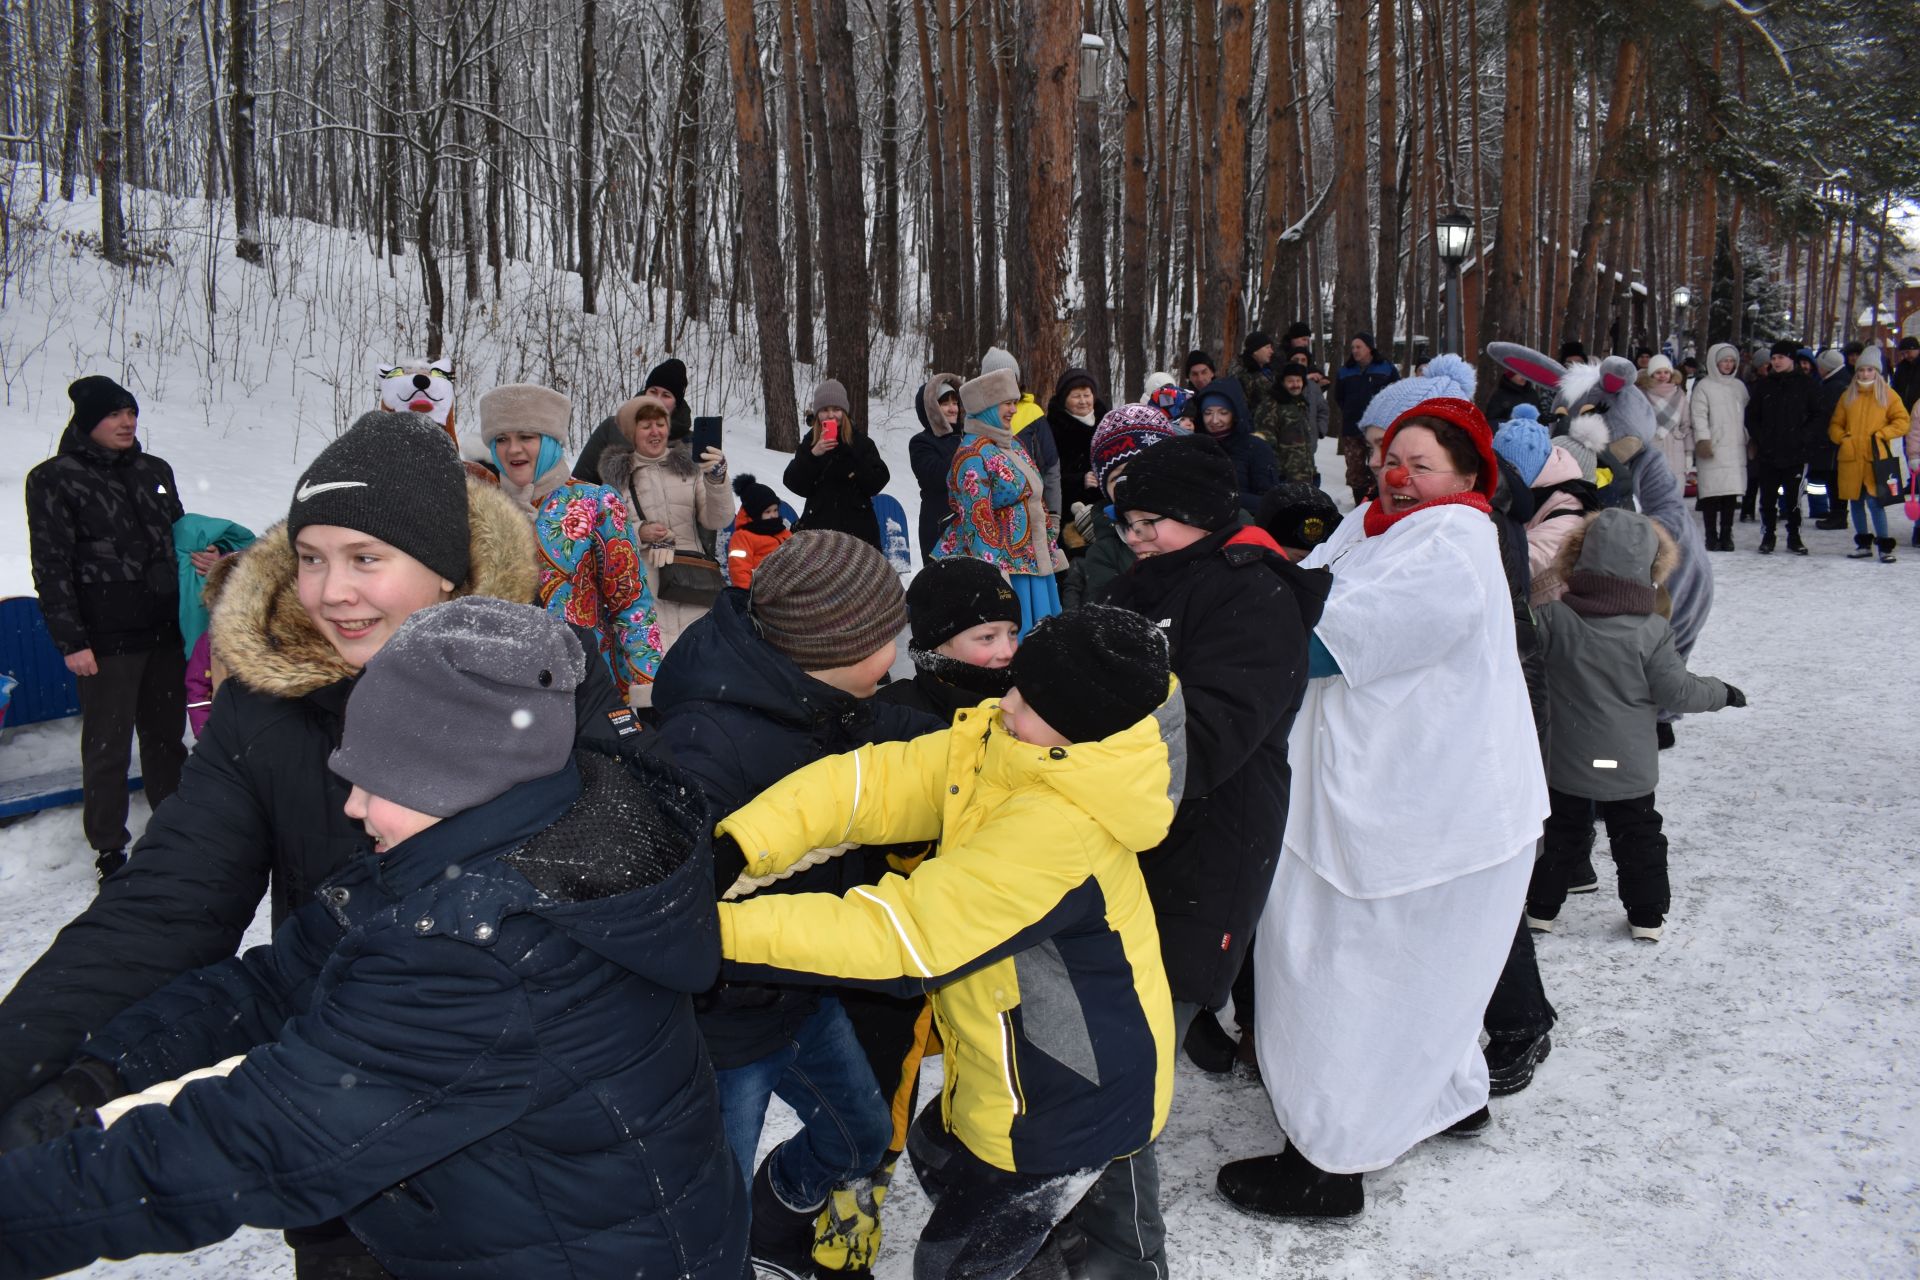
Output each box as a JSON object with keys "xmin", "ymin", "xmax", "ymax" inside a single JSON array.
[
  {"xmin": 1671, "ymin": 285, "xmax": 1692, "ymax": 361},
  {"xmin": 1434, "ymin": 210, "xmax": 1474, "ymax": 356}
]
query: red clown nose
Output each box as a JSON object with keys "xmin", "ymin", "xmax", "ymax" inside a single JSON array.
[{"xmin": 1383, "ymin": 465, "xmax": 1411, "ymax": 488}]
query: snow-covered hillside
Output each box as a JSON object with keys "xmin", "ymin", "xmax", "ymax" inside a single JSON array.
[{"xmin": 3, "ymin": 171, "xmax": 1918, "ymax": 1278}]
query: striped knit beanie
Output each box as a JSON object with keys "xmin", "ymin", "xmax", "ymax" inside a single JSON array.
[{"xmin": 749, "ymin": 531, "xmax": 906, "ymax": 671}]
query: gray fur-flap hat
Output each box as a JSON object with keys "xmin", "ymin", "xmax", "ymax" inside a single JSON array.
[
  {"xmin": 478, "ymin": 383, "xmax": 573, "ymax": 446},
  {"xmin": 960, "ymin": 369, "xmax": 1021, "ymax": 416},
  {"xmin": 331, "ymin": 597, "xmax": 584, "ymax": 818}
]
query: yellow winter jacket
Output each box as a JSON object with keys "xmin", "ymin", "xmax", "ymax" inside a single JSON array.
[
  {"xmin": 1827, "ymin": 385, "xmax": 1911, "ymax": 502},
  {"xmin": 717, "ymin": 685, "xmax": 1185, "ymax": 1176},
  {"xmin": 1010, "ymin": 393, "xmax": 1046, "ymax": 436}
]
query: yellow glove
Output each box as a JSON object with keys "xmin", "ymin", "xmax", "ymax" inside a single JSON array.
[{"xmin": 812, "ymin": 1160, "xmax": 893, "ymax": 1273}]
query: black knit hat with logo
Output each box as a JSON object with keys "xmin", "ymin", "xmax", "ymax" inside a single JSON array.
[
  {"xmin": 907, "ymin": 557, "xmax": 1022, "ymax": 651},
  {"xmin": 287, "ymin": 411, "xmax": 471, "ymax": 585}
]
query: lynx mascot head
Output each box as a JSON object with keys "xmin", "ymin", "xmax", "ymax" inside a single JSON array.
[{"xmin": 375, "ymin": 358, "xmax": 499, "ymax": 485}]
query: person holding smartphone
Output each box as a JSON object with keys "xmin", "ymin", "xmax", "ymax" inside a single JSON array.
[{"xmin": 784, "ymin": 380, "xmax": 890, "ymax": 550}]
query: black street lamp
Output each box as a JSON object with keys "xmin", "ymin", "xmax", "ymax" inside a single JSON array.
[{"xmin": 1434, "ymin": 211, "xmax": 1474, "ymax": 355}]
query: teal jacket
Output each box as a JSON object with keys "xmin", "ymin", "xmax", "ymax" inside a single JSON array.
[{"xmin": 172, "ymin": 515, "xmax": 256, "ymax": 655}]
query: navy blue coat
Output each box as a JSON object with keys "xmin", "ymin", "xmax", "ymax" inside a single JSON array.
[
  {"xmin": 653, "ymin": 590, "xmax": 940, "ymax": 1068},
  {"xmin": 1335, "ymin": 357, "xmax": 1400, "ymax": 437},
  {"xmin": 0, "ymin": 747, "xmax": 746, "ymax": 1280},
  {"xmin": 1186, "ymin": 376, "xmax": 1282, "ymax": 514}
]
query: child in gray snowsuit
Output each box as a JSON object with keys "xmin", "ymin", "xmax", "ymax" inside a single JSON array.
[{"xmin": 1523, "ymin": 508, "xmax": 1748, "ymax": 942}]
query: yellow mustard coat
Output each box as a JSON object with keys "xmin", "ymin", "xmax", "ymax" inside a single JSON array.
[
  {"xmin": 717, "ymin": 686, "xmax": 1185, "ymax": 1176},
  {"xmin": 1828, "ymin": 385, "xmax": 1911, "ymax": 502}
]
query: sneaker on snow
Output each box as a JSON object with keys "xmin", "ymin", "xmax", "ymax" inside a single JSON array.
[
  {"xmin": 1485, "ymin": 1032, "xmax": 1552, "ymax": 1097},
  {"xmin": 1442, "ymin": 1106, "xmax": 1491, "ymax": 1137},
  {"xmin": 1876, "ymin": 538, "xmax": 1897, "ymax": 563},
  {"xmin": 1184, "ymin": 1008, "xmax": 1239, "ymax": 1075},
  {"xmin": 1566, "ymin": 859, "xmax": 1599, "ymax": 894},
  {"xmin": 1217, "ymin": 1143, "xmax": 1363, "ymax": 1219},
  {"xmin": 1628, "ymin": 912, "xmax": 1665, "ymax": 942},
  {"xmin": 752, "ymin": 1159, "xmax": 824, "ymax": 1280},
  {"xmin": 1847, "ymin": 536, "xmax": 1875, "ymax": 559},
  {"xmin": 1525, "ymin": 911, "xmax": 1556, "ymax": 933},
  {"xmin": 93, "ymin": 849, "xmax": 127, "ymax": 883}
]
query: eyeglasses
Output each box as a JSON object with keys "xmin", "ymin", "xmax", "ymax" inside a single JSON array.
[{"xmin": 1121, "ymin": 515, "xmax": 1170, "ymax": 540}]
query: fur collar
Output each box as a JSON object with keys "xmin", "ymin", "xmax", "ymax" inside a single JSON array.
[
  {"xmin": 600, "ymin": 439, "xmax": 696, "ymax": 494},
  {"xmin": 212, "ymin": 479, "xmax": 539, "ymax": 699},
  {"xmin": 1548, "ymin": 510, "xmax": 1679, "ymax": 590}
]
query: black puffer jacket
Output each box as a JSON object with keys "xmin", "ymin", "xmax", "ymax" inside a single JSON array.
[
  {"xmin": 784, "ymin": 422, "xmax": 891, "ymax": 548},
  {"xmin": 0, "ymin": 747, "xmax": 743, "ymax": 1280},
  {"xmin": 25, "ymin": 423, "xmax": 185, "ymax": 656},
  {"xmin": 1044, "ymin": 368, "xmax": 1111, "ymax": 514},
  {"xmin": 0, "ymin": 483, "xmax": 631, "ymax": 1111},
  {"xmin": 652, "ymin": 591, "xmax": 941, "ymax": 1067},
  {"xmin": 1745, "ymin": 368, "xmax": 1820, "ymax": 469},
  {"xmin": 1099, "ymin": 525, "xmax": 1327, "ymax": 1007}
]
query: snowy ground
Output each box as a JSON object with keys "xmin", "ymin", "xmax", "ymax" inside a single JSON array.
[{"xmin": 5, "ymin": 171, "xmax": 1919, "ymax": 1276}]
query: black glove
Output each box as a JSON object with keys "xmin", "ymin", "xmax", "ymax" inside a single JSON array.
[
  {"xmin": 1723, "ymin": 683, "xmax": 1748, "ymax": 708},
  {"xmin": 0, "ymin": 1059, "xmax": 122, "ymax": 1152},
  {"xmin": 711, "ymin": 832, "xmax": 747, "ymax": 896}
]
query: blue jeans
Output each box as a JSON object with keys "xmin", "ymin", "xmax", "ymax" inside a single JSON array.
[
  {"xmin": 714, "ymin": 996, "xmax": 893, "ymax": 1211},
  {"xmin": 1849, "ymin": 497, "xmax": 1889, "ymax": 539}
]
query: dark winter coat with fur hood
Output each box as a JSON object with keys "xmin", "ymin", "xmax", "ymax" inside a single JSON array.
[
  {"xmin": 1535, "ymin": 510, "xmax": 1729, "ymax": 802},
  {"xmin": 1098, "ymin": 525, "xmax": 1328, "ymax": 1008},
  {"xmin": 25, "ymin": 423, "xmax": 185, "ymax": 656},
  {"xmin": 0, "ymin": 746, "xmax": 745, "ymax": 1280},
  {"xmin": 0, "ymin": 481, "xmax": 631, "ymax": 1113},
  {"xmin": 909, "ymin": 375, "xmax": 965, "ymax": 563}
]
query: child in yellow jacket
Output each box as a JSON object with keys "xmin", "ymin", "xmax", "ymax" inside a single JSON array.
[{"xmin": 713, "ymin": 605, "xmax": 1183, "ymax": 1280}]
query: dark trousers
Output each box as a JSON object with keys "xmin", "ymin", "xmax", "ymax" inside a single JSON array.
[
  {"xmin": 1739, "ymin": 470, "xmax": 1761, "ymax": 519},
  {"xmin": 1531, "ymin": 788, "xmax": 1669, "ymax": 919},
  {"xmin": 76, "ymin": 646, "xmax": 187, "ymax": 853},
  {"xmin": 1483, "ymin": 913, "xmax": 1557, "ymax": 1042},
  {"xmin": 907, "ymin": 1105, "xmax": 1101, "ymax": 1280},
  {"xmin": 1697, "ymin": 495, "xmax": 1736, "ymax": 545},
  {"xmin": 1754, "ymin": 463, "xmax": 1803, "ymax": 531}
]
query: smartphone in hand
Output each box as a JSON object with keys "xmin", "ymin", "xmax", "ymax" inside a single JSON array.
[
  {"xmin": 692, "ymin": 415, "xmax": 723, "ymax": 459},
  {"xmin": 820, "ymin": 419, "xmax": 840, "ymax": 446}
]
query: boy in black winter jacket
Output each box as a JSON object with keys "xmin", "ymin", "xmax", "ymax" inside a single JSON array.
[
  {"xmin": 1526, "ymin": 510, "xmax": 1747, "ymax": 942},
  {"xmin": 0, "ymin": 598, "xmax": 746, "ymax": 1280},
  {"xmin": 653, "ymin": 530, "xmax": 940, "ymax": 1278}
]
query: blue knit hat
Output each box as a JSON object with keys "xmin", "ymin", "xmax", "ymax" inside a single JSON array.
[
  {"xmin": 1493, "ymin": 404, "xmax": 1553, "ymax": 486},
  {"xmin": 1357, "ymin": 353, "xmax": 1477, "ymax": 432}
]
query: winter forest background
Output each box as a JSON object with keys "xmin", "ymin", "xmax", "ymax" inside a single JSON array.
[{"xmin": 4, "ymin": 0, "xmax": 1919, "ymax": 451}]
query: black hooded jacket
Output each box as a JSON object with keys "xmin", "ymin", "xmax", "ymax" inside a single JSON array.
[
  {"xmin": 1183, "ymin": 376, "xmax": 1282, "ymax": 513},
  {"xmin": 784, "ymin": 421, "xmax": 891, "ymax": 548},
  {"xmin": 1045, "ymin": 369, "xmax": 1111, "ymax": 514},
  {"xmin": 1745, "ymin": 368, "xmax": 1820, "ymax": 469},
  {"xmin": 909, "ymin": 376, "xmax": 965, "ymax": 562},
  {"xmin": 25, "ymin": 422, "xmax": 185, "ymax": 656},
  {"xmin": 1098, "ymin": 525, "xmax": 1329, "ymax": 1007},
  {"xmin": 651, "ymin": 592, "xmax": 941, "ymax": 1066}
]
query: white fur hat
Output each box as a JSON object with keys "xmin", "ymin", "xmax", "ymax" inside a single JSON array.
[{"xmin": 478, "ymin": 383, "xmax": 572, "ymax": 446}]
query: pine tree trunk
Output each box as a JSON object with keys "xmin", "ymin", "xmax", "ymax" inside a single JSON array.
[
  {"xmin": 381, "ymin": 0, "xmax": 402, "ymax": 258},
  {"xmin": 872, "ymin": 0, "xmax": 902, "ymax": 337},
  {"xmin": 1329, "ymin": 0, "xmax": 1370, "ymax": 351},
  {"xmin": 722, "ymin": 0, "xmax": 801, "ymax": 449},
  {"xmin": 774, "ymin": 0, "xmax": 814, "ymax": 362},
  {"xmin": 1190, "ymin": 0, "xmax": 1220, "ymax": 356},
  {"xmin": 676, "ymin": 0, "xmax": 706, "ymax": 318},
  {"xmin": 577, "ymin": 0, "xmax": 598, "ymax": 312},
  {"xmin": 95, "ymin": 0, "xmax": 125, "ymax": 262},
  {"xmin": 1007, "ymin": 0, "xmax": 1075, "ymax": 396},
  {"xmin": 1373, "ymin": 0, "xmax": 1399, "ymax": 349},
  {"xmin": 971, "ymin": 5, "xmax": 1001, "ymax": 354},
  {"xmin": 1258, "ymin": 0, "xmax": 1300, "ymax": 337},
  {"xmin": 61, "ymin": 0, "xmax": 87, "ymax": 202},
  {"xmin": 914, "ymin": 0, "xmax": 961, "ymax": 370},
  {"xmin": 1213, "ymin": 0, "xmax": 1251, "ymax": 359},
  {"xmin": 1563, "ymin": 38, "xmax": 1645, "ymax": 347},
  {"xmin": 1118, "ymin": 0, "xmax": 1149, "ymax": 398},
  {"xmin": 120, "ymin": 2, "xmax": 143, "ymax": 187},
  {"xmin": 1476, "ymin": 0, "xmax": 1536, "ymax": 390},
  {"xmin": 817, "ymin": 0, "xmax": 871, "ymax": 417},
  {"xmin": 935, "ymin": 0, "xmax": 974, "ymax": 349}
]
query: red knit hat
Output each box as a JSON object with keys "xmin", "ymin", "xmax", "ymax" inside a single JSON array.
[{"xmin": 1379, "ymin": 396, "xmax": 1501, "ymax": 502}]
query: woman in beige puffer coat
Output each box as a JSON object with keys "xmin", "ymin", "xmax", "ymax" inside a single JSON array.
[
  {"xmin": 1688, "ymin": 344, "xmax": 1749, "ymax": 551},
  {"xmin": 600, "ymin": 394, "xmax": 737, "ymax": 669}
]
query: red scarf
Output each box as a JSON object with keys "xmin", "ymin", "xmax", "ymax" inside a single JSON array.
[{"xmin": 1361, "ymin": 489, "xmax": 1492, "ymax": 538}]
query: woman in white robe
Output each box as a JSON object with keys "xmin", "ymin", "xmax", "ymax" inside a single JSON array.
[{"xmin": 1217, "ymin": 395, "xmax": 1549, "ymax": 1218}]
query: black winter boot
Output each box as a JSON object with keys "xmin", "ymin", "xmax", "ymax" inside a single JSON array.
[
  {"xmin": 1486, "ymin": 1033, "xmax": 1553, "ymax": 1096},
  {"xmin": 1848, "ymin": 534, "xmax": 1875, "ymax": 559},
  {"xmin": 93, "ymin": 849, "xmax": 127, "ymax": 883},
  {"xmin": 1442, "ymin": 1106, "xmax": 1492, "ymax": 1136},
  {"xmin": 1877, "ymin": 538, "xmax": 1898, "ymax": 563},
  {"xmin": 752, "ymin": 1157, "xmax": 823, "ymax": 1280},
  {"xmin": 1184, "ymin": 1009, "xmax": 1239, "ymax": 1075},
  {"xmin": 1786, "ymin": 528, "xmax": 1809, "ymax": 555},
  {"xmin": 1758, "ymin": 527, "xmax": 1776, "ymax": 554},
  {"xmin": 1217, "ymin": 1143, "xmax": 1363, "ymax": 1219}
]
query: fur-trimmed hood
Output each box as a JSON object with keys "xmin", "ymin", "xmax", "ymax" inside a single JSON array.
[
  {"xmin": 1550, "ymin": 508, "xmax": 1678, "ymax": 589},
  {"xmin": 212, "ymin": 479, "xmax": 539, "ymax": 699},
  {"xmin": 599, "ymin": 438, "xmax": 697, "ymax": 493}
]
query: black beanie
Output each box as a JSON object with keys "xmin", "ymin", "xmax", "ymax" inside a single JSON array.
[
  {"xmin": 1110, "ymin": 434, "xmax": 1241, "ymax": 533},
  {"xmin": 68, "ymin": 375, "xmax": 139, "ymax": 436},
  {"xmin": 1008, "ymin": 605, "xmax": 1168, "ymax": 745},
  {"xmin": 907, "ymin": 557, "xmax": 1021, "ymax": 651},
  {"xmin": 733, "ymin": 473, "xmax": 780, "ymax": 519},
  {"xmin": 287, "ymin": 412, "xmax": 471, "ymax": 585},
  {"xmin": 1242, "ymin": 331, "xmax": 1274, "ymax": 362},
  {"xmin": 643, "ymin": 358, "xmax": 689, "ymax": 403},
  {"xmin": 1256, "ymin": 482, "xmax": 1340, "ymax": 552},
  {"xmin": 1283, "ymin": 320, "xmax": 1313, "ymax": 342},
  {"xmin": 1183, "ymin": 349, "xmax": 1215, "ymax": 378},
  {"xmin": 1769, "ymin": 339, "xmax": 1800, "ymax": 360}
]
